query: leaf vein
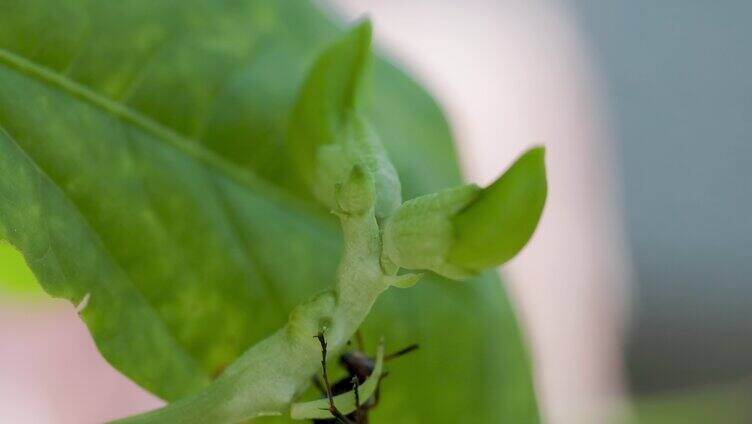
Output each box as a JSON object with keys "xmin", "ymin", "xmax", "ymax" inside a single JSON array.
[
  {"xmin": 207, "ymin": 173, "xmax": 288, "ymax": 321},
  {"xmin": 0, "ymin": 46, "xmax": 329, "ymax": 226},
  {"xmin": 0, "ymin": 123, "xmax": 205, "ymax": 375}
]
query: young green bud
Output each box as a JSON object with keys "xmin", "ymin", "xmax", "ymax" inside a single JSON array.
[
  {"xmin": 310, "ymin": 116, "xmax": 401, "ymax": 216},
  {"xmin": 288, "ymin": 21, "xmax": 372, "ymax": 189},
  {"xmin": 448, "ymin": 146, "xmax": 547, "ymax": 271},
  {"xmin": 382, "ymin": 147, "xmax": 547, "ymax": 279},
  {"xmin": 343, "ymin": 115, "xmax": 401, "ymax": 218},
  {"xmin": 336, "ymin": 164, "xmax": 375, "ymax": 215},
  {"xmin": 287, "ymin": 21, "xmax": 401, "ymax": 218},
  {"xmin": 382, "ymin": 185, "xmax": 480, "ymax": 280},
  {"xmin": 312, "ymin": 143, "xmax": 350, "ymax": 211}
]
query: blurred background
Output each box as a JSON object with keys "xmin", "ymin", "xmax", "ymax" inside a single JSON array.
[
  {"xmin": 574, "ymin": 0, "xmax": 752, "ymax": 395},
  {"xmin": 1, "ymin": 1, "xmax": 750, "ymax": 423}
]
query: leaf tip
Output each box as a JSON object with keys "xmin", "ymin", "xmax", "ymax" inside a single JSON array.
[
  {"xmin": 448, "ymin": 145, "xmax": 548, "ymax": 270},
  {"xmin": 351, "ymin": 17, "xmax": 373, "ymax": 46}
]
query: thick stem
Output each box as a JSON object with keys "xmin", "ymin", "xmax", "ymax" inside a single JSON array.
[{"xmin": 114, "ymin": 206, "xmax": 388, "ymax": 424}]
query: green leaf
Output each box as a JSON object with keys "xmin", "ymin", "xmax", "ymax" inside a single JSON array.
[
  {"xmin": 0, "ymin": 47, "xmax": 340, "ymax": 399},
  {"xmin": 0, "ymin": 1, "xmax": 537, "ymax": 422},
  {"xmin": 449, "ymin": 146, "xmax": 547, "ymax": 271},
  {"xmin": 288, "ymin": 21, "xmax": 401, "ymax": 218},
  {"xmin": 288, "ymin": 20, "xmax": 372, "ymax": 189},
  {"xmin": 382, "ymin": 147, "xmax": 547, "ymax": 279},
  {"xmin": 115, "ymin": 36, "xmax": 400, "ymax": 419}
]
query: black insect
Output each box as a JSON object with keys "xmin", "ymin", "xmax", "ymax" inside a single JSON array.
[{"xmin": 313, "ymin": 331, "xmax": 418, "ymax": 424}]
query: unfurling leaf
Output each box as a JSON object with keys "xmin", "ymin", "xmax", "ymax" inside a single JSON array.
[
  {"xmin": 288, "ymin": 20, "xmax": 371, "ymax": 185},
  {"xmin": 382, "ymin": 147, "xmax": 547, "ymax": 278},
  {"xmin": 288, "ymin": 21, "xmax": 401, "ymax": 218},
  {"xmin": 449, "ymin": 146, "xmax": 547, "ymax": 271},
  {"xmin": 382, "ymin": 185, "xmax": 480, "ymax": 279}
]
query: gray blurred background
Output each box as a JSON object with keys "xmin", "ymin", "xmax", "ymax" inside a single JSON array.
[{"xmin": 573, "ymin": 1, "xmax": 752, "ymax": 393}]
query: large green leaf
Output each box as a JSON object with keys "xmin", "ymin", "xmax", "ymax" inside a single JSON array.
[
  {"xmin": 0, "ymin": 48, "xmax": 340, "ymax": 399},
  {"xmin": 0, "ymin": 0, "xmax": 537, "ymax": 422}
]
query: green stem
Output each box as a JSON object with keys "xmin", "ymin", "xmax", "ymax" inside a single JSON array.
[{"xmin": 114, "ymin": 205, "xmax": 388, "ymax": 424}]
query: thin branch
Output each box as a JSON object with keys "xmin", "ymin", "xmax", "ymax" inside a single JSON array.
[
  {"xmin": 316, "ymin": 332, "xmax": 352, "ymax": 424},
  {"xmin": 385, "ymin": 344, "xmax": 419, "ymax": 361},
  {"xmin": 352, "ymin": 376, "xmax": 362, "ymax": 424}
]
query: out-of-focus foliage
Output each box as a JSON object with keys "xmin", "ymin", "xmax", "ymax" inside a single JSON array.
[{"xmin": 0, "ymin": 1, "xmax": 538, "ymax": 422}]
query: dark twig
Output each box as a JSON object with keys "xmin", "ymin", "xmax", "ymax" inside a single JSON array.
[
  {"xmin": 316, "ymin": 332, "xmax": 352, "ymax": 424},
  {"xmin": 351, "ymin": 376, "xmax": 361, "ymax": 424},
  {"xmin": 384, "ymin": 343, "xmax": 419, "ymax": 361}
]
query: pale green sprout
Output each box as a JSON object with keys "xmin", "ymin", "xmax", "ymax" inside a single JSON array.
[
  {"xmin": 116, "ymin": 19, "xmax": 546, "ymax": 424},
  {"xmin": 382, "ymin": 146, "xmax": 547, "ymax": 279}
]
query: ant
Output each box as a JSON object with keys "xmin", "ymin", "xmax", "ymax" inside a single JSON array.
[{"xmin": 313, "ymin": 331, "xmax": 418, "ymax": 424}]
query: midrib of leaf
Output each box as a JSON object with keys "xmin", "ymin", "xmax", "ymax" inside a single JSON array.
[
  {"xmin": 0, "ymin": 46, "xmax": 331, "ymax": 227},
  {"xmin": 0, "ymin": 123, "xmax": 205, "ymax": 378},
  {"xmin": 0, "ymin": 44, "xmax": 338, "ymax": 385}
]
